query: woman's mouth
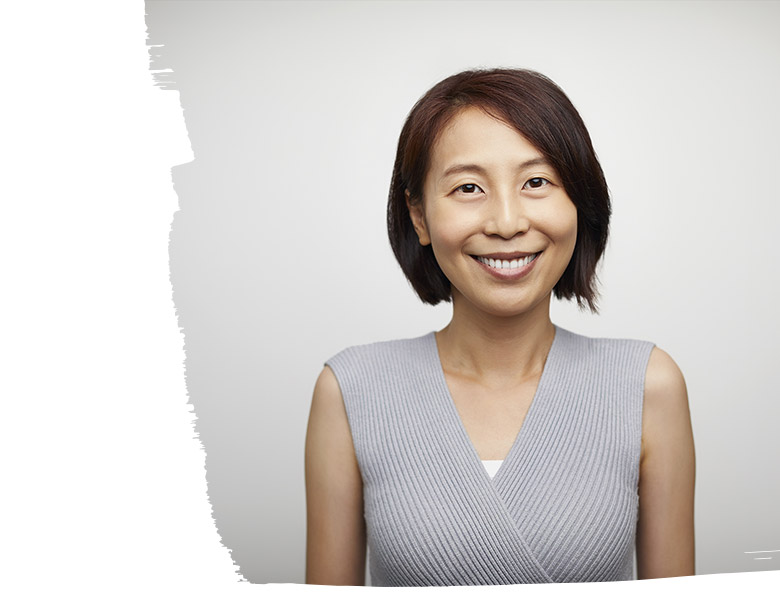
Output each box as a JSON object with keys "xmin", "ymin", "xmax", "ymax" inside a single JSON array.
[
  {"xmin": 470, "ymin": 252, "xmax": 541, "ymax": 280},
  {"xmin": 473, "ymin": 252, "xmax": 540, "ymax": 270}
]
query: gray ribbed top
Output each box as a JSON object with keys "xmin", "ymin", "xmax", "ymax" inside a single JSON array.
[{"xmin": 325, "ymin": 325, "xmax": 654, "ymax": 586}]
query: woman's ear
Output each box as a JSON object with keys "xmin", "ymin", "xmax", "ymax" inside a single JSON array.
[{"xmin": 405, "ymin": 190, "xmax": 431, "ymax": 246}]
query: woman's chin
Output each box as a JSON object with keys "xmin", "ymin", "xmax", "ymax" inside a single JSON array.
[{"xmin": 456, "ymin": 294, "xmax": 551, "ymax": 320}]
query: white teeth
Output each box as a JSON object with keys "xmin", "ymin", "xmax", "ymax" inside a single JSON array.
[{"xmin": 477, "ymin": 253, "xmax": 538, "ymax": 269}]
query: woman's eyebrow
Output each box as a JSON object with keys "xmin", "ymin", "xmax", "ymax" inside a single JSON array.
[
  {"xmin": 516, "ymin": 157, "xmax": 551, "ymax": 171},
  {"xmin": 440, "ymin": 163, "xmax": 488, "ymax": 180},
  {"xmin": 439, "ymin": 157, "xmax": 552, "ymax": 182}
]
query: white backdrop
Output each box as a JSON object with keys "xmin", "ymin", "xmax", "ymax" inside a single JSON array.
[{"xmin": 4, "ymin": 1, "xmax": 775, "ymax": 596}]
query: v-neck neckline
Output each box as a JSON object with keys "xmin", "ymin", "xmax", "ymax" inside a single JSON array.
[{"xmin": 427, "ymin": 325, "xmax": 561, "ymax": 484}]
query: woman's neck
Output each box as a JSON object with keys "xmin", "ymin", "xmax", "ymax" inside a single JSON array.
[{"xmin": 435, "ymin": 292, "xmax": 555, "ymax": 388}]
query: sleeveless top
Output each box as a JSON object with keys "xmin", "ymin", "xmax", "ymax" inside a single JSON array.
[{"xmin": 324, "ymin": 325, "xmax": 654, "ymax": 586}]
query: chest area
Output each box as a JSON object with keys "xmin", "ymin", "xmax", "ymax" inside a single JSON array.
[{"xmin": 443, "ymin": 371, "xmax": 541, "ymax": 461}]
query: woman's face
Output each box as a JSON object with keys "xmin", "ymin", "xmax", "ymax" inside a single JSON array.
[{"xmin": 408, "ymin": 106, "xmax": 578, "ymax": 318}]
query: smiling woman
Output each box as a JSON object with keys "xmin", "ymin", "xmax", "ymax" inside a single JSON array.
[
  {"xmin": 408, "ymin": 106, "xmax": 578, "ymax": 321},
  {"xmin": 304, "ymin": 68, "xmax": 695, "ymax": 586}
]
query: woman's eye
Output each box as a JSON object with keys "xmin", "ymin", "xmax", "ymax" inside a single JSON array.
[
  {"xmin": 523, "ymin": 177, "xmax": 550, "ymax": 190},
  {"xmin": 455, "ymin": 183, "xmax": 483, "ymax": 194}
]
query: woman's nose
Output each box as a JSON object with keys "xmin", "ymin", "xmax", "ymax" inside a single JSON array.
[{"xmin": 483, "ymin": 189, "xmax": 530, "ymax": 239}]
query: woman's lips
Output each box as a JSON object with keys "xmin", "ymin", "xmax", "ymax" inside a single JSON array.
[{"xmin": 471, "ymin": 252, "xmax": 541, "ymax": 280}]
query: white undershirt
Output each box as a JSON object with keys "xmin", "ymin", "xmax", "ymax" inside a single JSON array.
[{"xmin": 481, "ymin": 460, "xmax": 503, "ymax": 478}]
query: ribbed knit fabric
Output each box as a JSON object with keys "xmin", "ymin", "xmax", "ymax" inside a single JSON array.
[{"xmin": 325, "ymin": 325, "xmax": 654, "ymax": 586}]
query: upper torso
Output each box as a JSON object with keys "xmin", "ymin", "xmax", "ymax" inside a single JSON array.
[{"xmin": 325, "ymin": 325, "xmax": 655, "ymax": 585}]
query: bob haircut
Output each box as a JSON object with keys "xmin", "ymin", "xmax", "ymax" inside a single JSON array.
[{"xmin": 387, "ymin": 68, "xmax": 610, "ymax": 312}]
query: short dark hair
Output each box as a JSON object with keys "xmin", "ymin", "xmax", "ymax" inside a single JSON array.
[{"xmin": 386, "ymin": 68, "xmax": 610, "ymax": 312}]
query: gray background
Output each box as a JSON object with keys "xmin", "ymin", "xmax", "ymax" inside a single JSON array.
[{"xmin": 146, "ymin": 0, "xmax": 780, "ymax": 584}]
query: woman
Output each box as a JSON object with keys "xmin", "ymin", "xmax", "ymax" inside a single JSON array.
[{"xmin": 305, "ymin": 68, "xmax": 695, "ymax": 586}]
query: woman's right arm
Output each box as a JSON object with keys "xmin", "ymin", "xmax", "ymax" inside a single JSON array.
[{"xmin": 304, "ymin": 366, "xmax": 366, "ymax": 585}]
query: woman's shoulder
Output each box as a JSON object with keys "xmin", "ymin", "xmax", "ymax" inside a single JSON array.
[
  {"xmin": 559, "ymin": 327, "xmax": 687, "ymax": 402},
  {"xmin": 643, "ymin": 346, "xmax": 688, "ymax": 403},
  {"xmin": 316, "ymin": 331, "xmax": 435, "ymax": 413},
  {"xmin": 555, "ymin": 325, "xmax": 656, "ymax": 364},
  {"xmin": 557, "ymin": 325, "xmax": 653, "ymax": 346},
  {"xmin": 324, "ymin": 331, "xmax": 434, "ymax": 367}
]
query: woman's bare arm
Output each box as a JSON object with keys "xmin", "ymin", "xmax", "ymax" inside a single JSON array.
[
  {"xmin": 305, "ymin": 366, "xmax": 366, "ymax": 585},
  {"xmin": 636, "ymin": 347, "xmax": 696, "ymax": 579}
]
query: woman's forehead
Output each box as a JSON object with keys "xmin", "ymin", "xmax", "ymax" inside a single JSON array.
[{"xmin": 427, "ymin": 107, "xmax": 549, "ymax": 179}]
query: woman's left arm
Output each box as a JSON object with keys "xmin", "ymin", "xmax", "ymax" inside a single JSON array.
[{"xmin": 636, "ymin": 347, "xmax": 696, "ymax": 579}]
